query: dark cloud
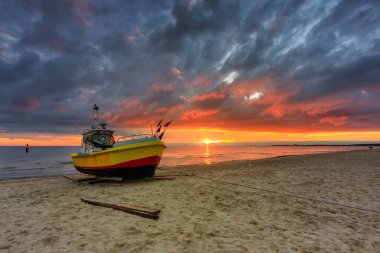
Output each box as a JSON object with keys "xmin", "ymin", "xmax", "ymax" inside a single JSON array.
[
  {"xmin": 149, "ymin": 0, "xmax": 240, "ymax": 54},
  {"xmin": 0, "ymin": 0, "xmax": 380, "ymax": 135},
  {"xmin": 289, "ymin": 53, "xmax": 380, "ymax": 102}
]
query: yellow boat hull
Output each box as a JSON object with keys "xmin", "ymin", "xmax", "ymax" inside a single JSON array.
[{"xmin": 70, "ymin": 138, "xmax": 166, "ymax": 178}]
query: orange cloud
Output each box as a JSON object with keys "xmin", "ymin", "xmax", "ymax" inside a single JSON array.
[
  {"xmin": 120, "ymin": 98, "xmax": 141, "ymax": 110},
  {"xmin": 230, "ymin": 75, "xmax": 275, "ymax": 98},
  {"xmin": 54, "ymin": 106, "xmax": 66, "ymax": 113},
  {"xmin": 122, "ymin": 118, "xmax": 148, "ymax": 126},
  {"xmin": 319, "ymin": 116, "xmax": 348, "ymax": 127},
  {"xmin": 100, "ymin": 111, "xmax": 119, "ymax": 124},
  {"xmin": 301, "ymin": 98, "xmax": 351, "ymax": 117},
  {"xmin": 155, "ymin": 104, "xmax": 184, "ymax": 114},
  {"xmin": 171, "ymin": 67, "xmax": 183, "ymax": 79},
  {"xmin": 127, "ymin": 35, "xmax": 137, "ymax": 42},
  {"xmin": 191, "ymin": 91, "xmax": 225, "ymax": 102},
  {"xmin": 150, "ymin": 83, "xmax": 174, "ymax": 92},
  {"xmin": 261, "ymin": 96, "xmax": 352, "ymax": 119},
  {"xmin": 14, "ymin": 96, "xmax": 40, "ymax": 112},
  {"xmin": 180, "ymin": 109, "xmax": 220, "ymax": 120},
  {"xmin": 125, "ymin": 26, "xmax": 142, "ymax": 42},
  {"xmin": 185, "ymin": 75, "xmax": 212, "ymax": 88},
  {"xmin": 70, "ymin": 0, "xmax": 93, "ymax": 26}
]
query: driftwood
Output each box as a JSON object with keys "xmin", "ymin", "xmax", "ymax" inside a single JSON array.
[
  {"xmin": 80, "ymin": 198, "xmax": 160, "ymax": 220},
  {"xmin": 81, "ymin": 198, "xmax": 160, "ymax": 213}
]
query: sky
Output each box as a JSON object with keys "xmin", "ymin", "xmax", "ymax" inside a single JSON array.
[{"xmin": 1, "ymin": 0, "xmax": 380, "ymax": 145}]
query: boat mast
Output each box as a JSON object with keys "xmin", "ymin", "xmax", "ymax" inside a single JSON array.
[{"xmin": 92, "ymin": 104, "xmax": 99, "ymax": 123}]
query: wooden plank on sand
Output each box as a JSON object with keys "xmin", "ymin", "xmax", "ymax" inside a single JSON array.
[{"xmin": 80, "ymin": 198, "xmax": 160, "ymax": 220}]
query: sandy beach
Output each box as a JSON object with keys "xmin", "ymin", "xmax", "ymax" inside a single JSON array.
[{"xmin": 0, "ymin": 149, "xmax": 379, "ymax": 253}]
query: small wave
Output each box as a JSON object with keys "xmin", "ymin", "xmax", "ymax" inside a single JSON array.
[
  {"xmin": 1, "ymin": 166, "xmax": 18, "ymax": 170},
  {"xmin": 60, "ymin": 161, "xmax": 73, "ymax": 165}
]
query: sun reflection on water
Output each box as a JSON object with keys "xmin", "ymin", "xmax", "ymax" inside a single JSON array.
[{"xmin": 204, "ymin": 144, "xmax": 211, "ymax": 164}]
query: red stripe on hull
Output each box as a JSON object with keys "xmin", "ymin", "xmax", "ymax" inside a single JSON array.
[{"xmin": 80, "ymin": 156, "xmax": 161, "ymax": 170}]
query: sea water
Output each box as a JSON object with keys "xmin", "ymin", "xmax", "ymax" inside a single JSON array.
[{"xmin": 0, "ymin": 145, "xmax": 368, "ymax": 180}]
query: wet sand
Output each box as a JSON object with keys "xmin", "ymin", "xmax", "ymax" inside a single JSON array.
[{"xmin": 0, "ymin": 149, "xmax": 379, "ymax": 252}]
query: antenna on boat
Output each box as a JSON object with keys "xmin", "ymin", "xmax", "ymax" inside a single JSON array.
[
  {"xmin": 92, "ymin": 104, "xmax": 99, "ymax": 122},
  {"xmin": 158, "ymin": 120, "xmax": 173, "ymax": 140}
]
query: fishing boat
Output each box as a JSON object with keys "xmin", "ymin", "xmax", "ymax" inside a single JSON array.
[{"xmin": 70, "ymin": 105, "xmax": 170, "ymax": 178}]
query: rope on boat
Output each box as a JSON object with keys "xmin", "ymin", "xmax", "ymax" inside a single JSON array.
[{"xmin": 157, "ymin": 167, "xmax": 380, "ymax": 215}]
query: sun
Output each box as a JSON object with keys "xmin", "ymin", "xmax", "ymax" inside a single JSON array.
[{"xmin": 203, "ymin": 139, "xmax": 211, "ymax": 145}]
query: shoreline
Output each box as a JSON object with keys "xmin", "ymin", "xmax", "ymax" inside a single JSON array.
[
  {"xmin": 1, "ymin": 149, "xmax": 379, "ymax": 252},
  {"xmin": 0, "ymin": 148, "xmax": 372, "ymax": 183}
]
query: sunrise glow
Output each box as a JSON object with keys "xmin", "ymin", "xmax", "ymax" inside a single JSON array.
[
  {"xmin": 2, "ymin": 128, "xmax": 380, "ymax": 146},
  {"xmin": 203, "ymin": 139, "xmax": 211, "ymax": 145},
  {"xmin": 202, "ymin": 139, "xmax": 224, "ymax": 145}
]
